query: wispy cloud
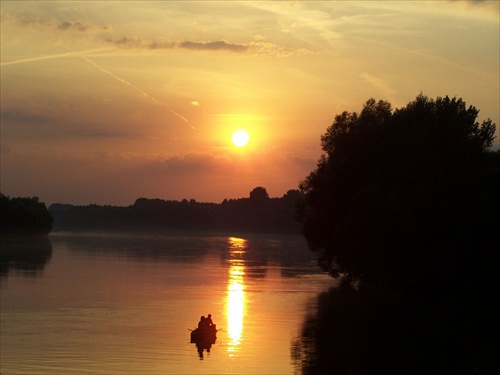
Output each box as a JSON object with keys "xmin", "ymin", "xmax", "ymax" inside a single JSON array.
[
  {"xmin": 445, "ymin": 0, "xmax": 499, "ymax": 21},
  {"xmin": 179, "ymin": 39, "xmax": 249, "ymax": 52},
  {"xmin": 0, "ymin": 48, "xmax": 110, "ymax": 66},
  {"xmin": 1, "ymin": 11, "xmax": 111, "ymax": 33},
  {"xmin": 0, "ymin": 108, "xmax": 136, "ymax": 140},
  {"xmin": 161, "ymin": 152, "xmax": 234, "ymax": 174},
  {"xmin": 449, "ymin": 0, "xmax": 500, "ymax": 10},
  {"xmin": 0, "ymin": 110, "xmax": 52, "ymax": 126},
  {"xmin": 104, "ymin": 36, "xmax": 313, "ymax": 57},
  {"xmin": 150, "ymin": 149, "xmax": 316, "ymax": 178},
  {"xmin": 2, "ymin": 9, "xmax": 311, "ymax": 57},
  {"xmin": 360, "ymin": 72, "xmax": 398, "ymax": 99}
]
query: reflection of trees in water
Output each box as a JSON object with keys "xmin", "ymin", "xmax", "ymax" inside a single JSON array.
[
  {"xmin": 52, "ymin": 233, "xmax": 320, "ymax": 275},
  {"xmin": 217, "ymin": 235, "xmax": 320, "ymax": 279},
  {"xmin": 293, "ymin": 282, "xmax": 500, "ymax": 375},
  {"xmin": 55, "ymin": 233, "xmax": 224, "ymax": 263},
  {"xmin": 0, "ymin": 236, "xmax": 52, "ymax": 278}
]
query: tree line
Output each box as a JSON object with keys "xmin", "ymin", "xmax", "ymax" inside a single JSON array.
[
  {"xmin": 0, "ymin": 193, "xmax": 53, "ymax": 235},
  {"xmin": 49, "ymin": 187, "xmax": 303, "ymax": 235}
]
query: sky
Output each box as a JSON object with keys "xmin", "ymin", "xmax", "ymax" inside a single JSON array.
[{"xmin": 1, "ymin": 1, "xmax": 499, "ymax": 206}]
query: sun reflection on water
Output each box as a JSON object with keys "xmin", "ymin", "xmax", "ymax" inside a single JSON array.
[{"xmin": 226, "ymin": 237, "xmax": 246, "ymax": 355}]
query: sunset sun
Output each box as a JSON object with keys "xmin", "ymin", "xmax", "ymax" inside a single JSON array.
[{"xmin": 232, "ymin": 130, "xmax": 250, "ymax": 147}]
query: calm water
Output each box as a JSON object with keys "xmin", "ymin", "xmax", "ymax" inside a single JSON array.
[{"xmin": 1, "ymin": 232, "xmax": 335, "ymax": 375}]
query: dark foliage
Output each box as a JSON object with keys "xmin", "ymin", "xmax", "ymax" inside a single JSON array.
[
  {"xmin": 49, "ymin": 188, "xmax": 303, "ymax": 235},
  {"xmin": 0, "ymin": 193, "xmax": 53, "ymax": 235},
  {"xmin": 298, "ymin": 94, "xmax": 499, "ymax": 293},
  {"xmin": 293, "ymin": 282, "xmax": 500, "ymax": 375}
]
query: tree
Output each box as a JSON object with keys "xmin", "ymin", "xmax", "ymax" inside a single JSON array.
[
  {"xmin": 298, "ymin": 94, "xmax": 499, "ymax": 292},
  {"xmin": 0, "ymin": 193, "xmax": 53, "ymax": 235},
  {"xmin": 249, "ymin": 186, "xmax": 269, "ymax": 201}
]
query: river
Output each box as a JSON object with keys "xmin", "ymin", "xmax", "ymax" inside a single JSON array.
[{"xmin": 0, "ymin": 232, "xmax": 335, "ymax": 375}]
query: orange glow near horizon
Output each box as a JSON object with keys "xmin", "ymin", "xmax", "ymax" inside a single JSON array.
[{"xmin": 226, "ymin": 237, "xmax": 246, "ymax": 355}]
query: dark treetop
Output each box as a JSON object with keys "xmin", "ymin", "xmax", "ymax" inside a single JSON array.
[{"xmin": 297, "ymin": 94, "xmax": 499, "ymax": 293}]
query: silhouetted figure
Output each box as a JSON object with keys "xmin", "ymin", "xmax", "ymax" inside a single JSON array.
[
  {"xmin": 198, "ymin": 316, "xmax": 205, "ymax": 329},
  {"xmin": 205, "ymin": 314, "xmax": 214, "ymax": 329}
]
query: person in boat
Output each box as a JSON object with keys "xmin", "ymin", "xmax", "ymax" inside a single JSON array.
[
  {"xmin": 205, "ymin": 314, "xmax": 216, "ymax": 331},
  {"xmin": 198, "ymin": 316, "xmax": 205, "ymax": 329},
  {"xmin": 205, "ymin": 314, "xmax": 213, "ymax": 327}
]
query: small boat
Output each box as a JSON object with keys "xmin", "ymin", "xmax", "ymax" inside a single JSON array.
[{"xmin": 190, "ymin": 327, "xmax": 217, "ymax": 344}]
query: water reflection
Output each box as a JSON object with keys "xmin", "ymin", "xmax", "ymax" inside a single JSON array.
[
  {"xmin": 1, "ymin": 233, "xmax": 334, "ymax": 374},
  {"xmin": 191, "ymin": 330, "xmax": 217, "ymax": 360},
  {"xmin": 0, "ymin": 236, "xmax": 52, "ymax": 279},
  {"xmin": 54, "ymin": 232, "xmax": 217, "ymax": 262},
  {"xmin": 226, "ymin": 237, "xmax": 246, "ymax": 355},
  {"xmin": 293, "ymin": 283, "xmax": 500, "ymax": 375}
]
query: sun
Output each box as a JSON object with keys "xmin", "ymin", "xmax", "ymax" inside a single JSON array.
[{"xmin": 232, "ymin": 130, "xmax": 250, "ymax": 147}]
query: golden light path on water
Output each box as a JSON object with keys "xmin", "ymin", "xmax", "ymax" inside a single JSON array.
[{"xmin": 226, "ymin": 237, "xmax": 246, "ymax": 356}]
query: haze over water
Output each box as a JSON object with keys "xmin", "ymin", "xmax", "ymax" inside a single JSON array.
[{"xmin": 0, "ymin": 233, "xmax": 335, "ymax": 375}]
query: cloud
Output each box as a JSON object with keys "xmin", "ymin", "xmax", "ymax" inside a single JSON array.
[
  {"xmin": 0, "ymin": 110, "xmax": 52, "ymax": 126},
  {"xmin": 0, "ymin": 107, "xmax": 139, "ymax": 141},
  {"xmin": 104, "ymin": 36, "xmax": 312, "ymax": 57},
  {"xmin": 160, "ymin": 152, "xmax": 235, "ymax": 174},
  {"xmin": 450, "ymin": 0, "xmax": 496, "ymax": 6},
  {"xmin": 142, "ymin": 149, "xmax": 316, "ymax": 180},
  {"xmin": 129, "ymin": 148, "xmax": 316, "ymax": 181},
  {"xmin": 1, "ymin": 143, "xmax": 317, "ymax": 205},
  {"xmin": 103, "ymin": 36, "xmax": 175, "ymax": 49},
  {"xmin": 1, "ymin": 11, "xmax": 111, "ymax": 33},
  {"xmin": 446, "ymin": 0, "xmax": 500, "ymax": 19},
  {"xmin": 284, "ymin": 152, "xmax": 317, "ymax": 171},
  {"xmin": 179, "ymin": 39, "xmax": 249, "ymax": 52},
  {"xmin": 56, "ymin": 20, "xmax": 107, "ymax": 32},
  {"xmin": 2, "ymin": 10, "xmax": 311, "ymax": 57}
]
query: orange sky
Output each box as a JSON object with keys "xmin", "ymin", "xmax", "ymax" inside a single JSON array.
[{"xmin": 1, "ymin": 1, "xmax": 499, "ymax": 205}]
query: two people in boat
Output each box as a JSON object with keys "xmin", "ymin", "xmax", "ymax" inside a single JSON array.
[{"xmin": 198, "ymin": 313, "xmax": 216, "ymax": 331}]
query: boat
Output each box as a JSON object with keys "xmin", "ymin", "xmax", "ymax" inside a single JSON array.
[{"xmin": 190, "ymin": 326, "xmax": 217, "ymax": 344}]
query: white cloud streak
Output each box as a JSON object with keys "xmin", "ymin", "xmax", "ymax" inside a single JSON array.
[
  {"xmin": 77, "ymin": 52, "xmax": 191, "ymax": 127},
  {"xmin": 0, "ymin": 48, "xmax": 110, "ymax": 66}
]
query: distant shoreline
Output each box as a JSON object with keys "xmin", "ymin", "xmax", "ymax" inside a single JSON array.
[{"xmin": 49, "ymin": 190, "xmax": 303, "ymax": 236}]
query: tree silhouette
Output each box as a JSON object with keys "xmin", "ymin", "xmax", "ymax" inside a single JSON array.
[
  {"xmin": 1, "ymin": 194, "xmax": 53, "ymax": 235},
  {"xmin": 298, "ymin": 94, "xmax": 499, "ymax": 292},
  {"xmin": 249, "ymin": 186, "xmax": 269, "ymax": 201}
]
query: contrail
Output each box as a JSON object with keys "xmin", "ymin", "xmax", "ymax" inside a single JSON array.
[
  {"xmin": 78, "ymin": 54, "xmax": 191, "ymax": 127},
  {"xmin": 0, "ymin": 48, "xmax": 109, "ymax": 66},
  {"xmin": 2, "ymin": 47, "xmax": 192, "ymax": 127}
]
